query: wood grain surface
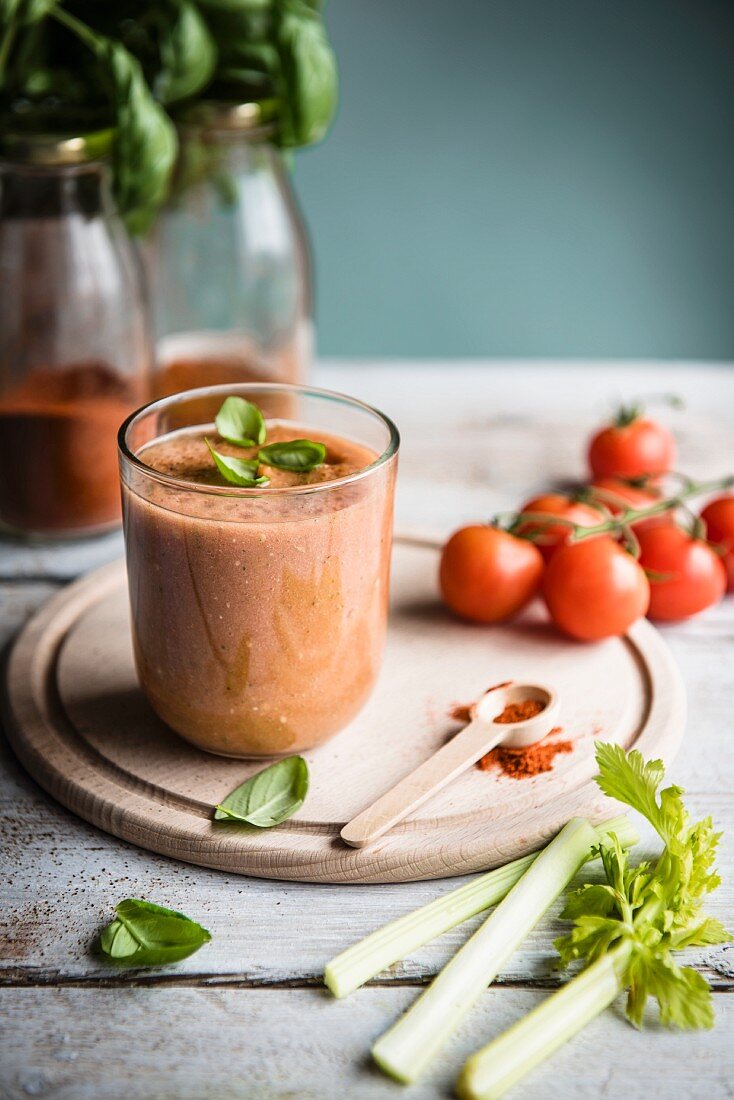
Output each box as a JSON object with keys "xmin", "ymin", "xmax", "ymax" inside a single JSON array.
[{"xmin": 2, "ymin": 361, "xmax": 732, "ymax": 1100}]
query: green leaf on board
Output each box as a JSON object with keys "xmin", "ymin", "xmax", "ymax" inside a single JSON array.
[{"xmin": 214, "ymin": 755, "xmax": 309, "ymax": 827}]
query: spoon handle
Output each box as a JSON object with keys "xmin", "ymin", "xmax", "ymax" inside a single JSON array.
[{"xmin": 340, "ymin": 721, "xmax": 506, "ymax": 849}]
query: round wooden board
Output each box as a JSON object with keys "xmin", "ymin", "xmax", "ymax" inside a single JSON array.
[{"xmin": 3, "ymin": 536, "xmax": 686, "ymax": 883}]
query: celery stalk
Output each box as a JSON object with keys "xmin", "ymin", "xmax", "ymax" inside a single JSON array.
[
  {"xmin": 371, "ymin": 818, "xmax": 609, "ymax": 1084},
  {"xmin": 325, "ymin": 815, "xmax": 636, "ymax": 1000},
  {"xmin": 456, "ymin": 943, "xmax": 631, "ymax": 1100}
]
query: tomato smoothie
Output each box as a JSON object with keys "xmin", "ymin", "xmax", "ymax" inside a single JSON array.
[{"xmin": 119, "ymin": 384, "xmax": 399, "ymax": 757}]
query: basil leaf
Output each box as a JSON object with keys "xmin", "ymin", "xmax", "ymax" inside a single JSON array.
[
  {"xmin": 273, "ymin": 0, "xmax": 339, "ymax": 148},
  {"xmin": 98, "ymin": 899, "xmax": 211, "ymax": 967},
  {"xmin": 214, "ymin": 755, "xmax": 309, "ymax": 827},
  {"xmin": 50, "ymin": 10, "xmax": 178, "ymax": 235},
  {"xmin": 99, "ymin": 919, "xmax": 139, "ymax": 960},
  {"xmin": 156, "ymin": 1, "xmax": 217, "ymax": 106},
  {"xmin": 258, "ymin": 439, "xmax": 326, "ymax": 472},
  {"xmin": 206, "ymin": 439, "xmax": 270, "ymax": 487},
  {"xmin": 1, "ymin": 0, "xmax": 56, "ymax": 25},
  {"xmin": 215, "ymin": 395, "xmax": 266, "ymax": 447}
]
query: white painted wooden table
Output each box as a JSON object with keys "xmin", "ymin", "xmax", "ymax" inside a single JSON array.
[{"xmin": 2, "ymin": 361, "xmax": 733, "ymax": 1100}]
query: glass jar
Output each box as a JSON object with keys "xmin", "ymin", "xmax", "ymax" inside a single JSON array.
[
  {"xmin": 147, "ymin": 100, "xmax": 312, "ymax": 402},
  {"xmin": 120, "ymin": 384, "xmax": 399, "ymax": 757},
  {"xmin": 0, "ymin": 131, "xmax": 151, "ymax": 538}
]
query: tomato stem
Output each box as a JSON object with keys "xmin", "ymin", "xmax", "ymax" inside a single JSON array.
[
  {"xmin": 503, "ymin": 475, "xmax": 734, "ymax": 546},
  {"xmin": 571, "ymin": 475, "xmax": 734, "ymax": 542},
  {"xmin": 612, "ymin": 393, "xmax": 684, "ymax": 427}
]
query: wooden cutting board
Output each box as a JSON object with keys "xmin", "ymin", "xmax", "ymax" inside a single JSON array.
[{"xmin": 2, "ymin": 536, "xmax": 685, "ymax": 883}]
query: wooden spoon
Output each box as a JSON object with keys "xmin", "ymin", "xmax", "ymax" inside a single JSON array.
[{"xmin": 340, "ymin": 682, "xmax": 559, "ymax": 849}]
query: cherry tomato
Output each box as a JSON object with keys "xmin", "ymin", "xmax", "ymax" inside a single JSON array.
[
  {"xmin": 590, "ymin": 477, "xmax": 670, "ymax": 532},
  {"xmin": 516, "ymin": 493, "xmax": 605, "ymax": 561},
  {"xmin": 638, "ymin": 524, "xmax": 726, "ymax": 621},
  {"xmin": 588, "ymin": 411, "xmax": 675, "ymax": 480},
  {"xmin": 542, "ymin": 537, "xmax": 649, "ymax": 641},
  {"xmin": 439, "ymin": 525, "xmax": 544, "ymax": 623},
  {"xmin": 701, "ymin": 495, "xmax": 734, "ymax": 591}
]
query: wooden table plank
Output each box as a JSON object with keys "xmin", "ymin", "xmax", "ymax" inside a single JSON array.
[{"xmin": 3, "ymin": 986, "xmax": 733, "ymax": 1100}]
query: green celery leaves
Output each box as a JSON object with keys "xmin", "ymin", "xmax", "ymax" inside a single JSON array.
[{"xmin": 555, "ymin": 743, "xmax": 730, "ymax": 1030}]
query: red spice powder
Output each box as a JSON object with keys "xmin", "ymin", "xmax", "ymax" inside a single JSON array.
[
  {"xmin": 448, "ymin": 688, "xmax": 575, "ymax": 778},
  {"xmin": 493, "ymin": 699, "xmax": 544, "ymax": 724},
  {"xmin": 478, "ymin": 729, "xmax": 573, "ymax": 779},
  {"xmin": 478, "ymin": 736, "xmax": 573, "ymax": 778}
]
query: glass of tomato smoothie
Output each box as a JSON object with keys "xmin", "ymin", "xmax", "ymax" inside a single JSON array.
[{"xmin": 119, "ymin": 384, "xmax": 399, "ymax": 757}]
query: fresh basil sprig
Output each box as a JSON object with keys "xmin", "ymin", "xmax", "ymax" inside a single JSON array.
[
  {"xmin": 215, "ymin": 395, "xmax": 266, "ymax": 447},
  {"xmin": 51, "ymin": 9, "xmax": 179, "ymax": 235},
  {"xmin": 214, "ymin": 755, "xmax": 309, "ymax": 827},
  {"xmin": 98, "ymin": 899, "xmax": 211, "ymax": 967},
  {"xmin": 258, "ymin": 439, "xmax": 326, "ymax": 472},
  {"xmin": 205, "ymin": 439, "xmax": 270, "ymax": 487},
  {"xmin": 208, "ymin": 397, "xmax": 326, "ymax": 480},
  {"xmin": 0, "ymin": 2, "xmax": 338, "ymax": 233}
]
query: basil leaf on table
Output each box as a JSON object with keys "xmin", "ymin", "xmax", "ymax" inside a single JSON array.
[
  {"xmin": 98, "ymin": 899, "xmax": 211, "ymax": 967},
  {"xmin": 214, "ymin": 755, "xmax": 309, "ymax": 827},
  {"xmin": 215, "ymin": 395, "xmax": 267, "ymax": 447},
  {"xmin": 206, "ymin": 439, "xmax": 270, "ymax": 487},
  {"xmin": 258, "ymin": 439, "xmax": 326, "ymax": 472}
]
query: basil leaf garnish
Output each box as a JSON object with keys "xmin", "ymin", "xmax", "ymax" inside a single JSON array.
[
  {"xmin": 98, "ymin": 899, "xmax": 211, "ymax": 967},
  {"xmin": 215, "ymin": 395, "xmax": 266, "ymax": 447},
  {"xmin": 258, "ymin": 440, "xmax": 326, "ymax": 472},
  {"xmin": 214, "ymin": 756, "xmax": 309, "ymax": 827},
  {"xmin": 206, "ymin": 439, "xmax": 270, "ymax": 487}
]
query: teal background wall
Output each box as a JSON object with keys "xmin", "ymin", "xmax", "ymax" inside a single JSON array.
[{"xmin": 294, "ymin": 1, "xmax": 734, "ymax": 359}]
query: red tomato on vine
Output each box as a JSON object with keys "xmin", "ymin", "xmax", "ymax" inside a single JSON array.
[
  {"xmin": 588, "ymin": 402, "xmax": 676, "ymax": 480},
  {"xmin": 439, "ymin": 525, "xmax": 544, "ymax": 624},
  {"xmin": 516, "ymin": 494, "xmax": 605, "ymax": 562},
  {"xmin": 637, "ymin": 525, "xmax": 726, "ymax": 621},
  {"xmin": 700, "ymin": 495, "xmax": 734, "ymax": 592},
  {"xmin": 541, "ymin": 537, "xmax": 649, "ymax": 641}
]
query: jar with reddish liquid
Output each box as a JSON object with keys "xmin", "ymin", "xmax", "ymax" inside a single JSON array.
[
  {"xmin": 146, "ymin": 99, "xmax": 312, "ymax": 408},
  {"xmin": 0, "ymin": 130, "xmax": 151, "ymax": 538},
  {"xmin": 119, "ymin": 384, "xmax": 399, "ymax": 757}
]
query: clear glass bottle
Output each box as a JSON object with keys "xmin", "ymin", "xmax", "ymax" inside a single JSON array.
[
  {"xmin": 0, "ymin": 130, "xmax": 151, "ymax": 538},
  {"xmin": 147, "ymin": 100, "xmax": 312, "ymax": 401}
]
